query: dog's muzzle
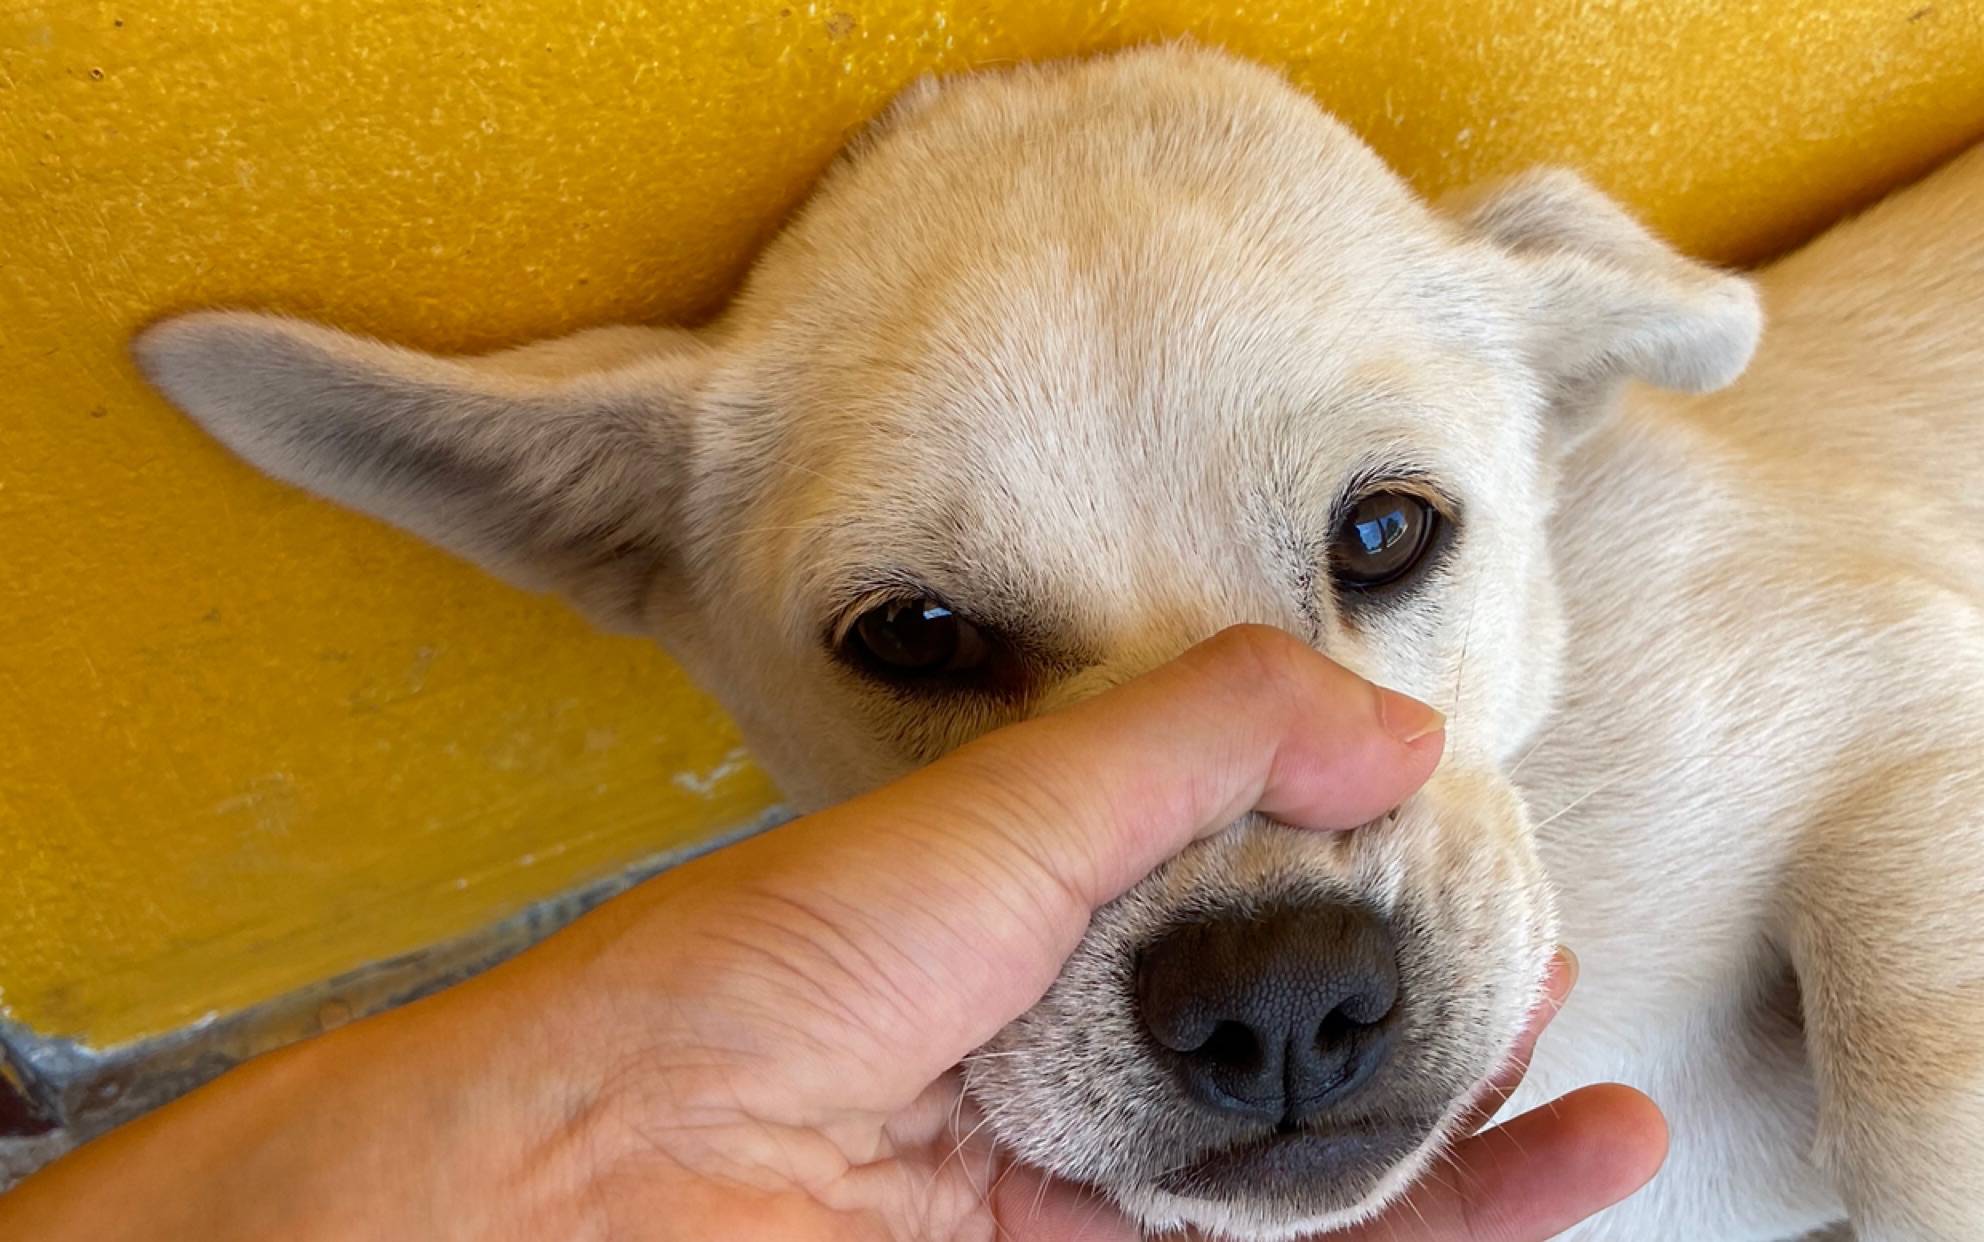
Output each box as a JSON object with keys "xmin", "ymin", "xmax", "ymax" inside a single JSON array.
[{"xmin": 1134, "ymin": 902, "xmax": 1425, "ymax": 1198}]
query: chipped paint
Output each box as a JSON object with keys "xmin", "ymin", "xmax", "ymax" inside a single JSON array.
[{"xmin": 674, "ymin": 747, "xmax": 756, "ymax": 798}]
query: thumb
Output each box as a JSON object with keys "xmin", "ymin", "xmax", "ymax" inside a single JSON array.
[{"xmin": 590, "ymin": 625, "xmax": 1445, "ymax": 1116}]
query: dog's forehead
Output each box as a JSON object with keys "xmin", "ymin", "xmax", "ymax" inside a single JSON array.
[
  {"xmin": 722, "ymin": 48, "xmax": 1533, "ymax": 641},
  {"xmin": 761, "ymin": 224, "xmax": 1509, "ymax": 603},
  {"xmin": 739, "ymin": 45, "xmax": 1482, "ymax": 365},
  {"xmin": 737, "ymin": 47, "xmax": 1519, "ymax": 480},
  {"xmin": 749, "ymin": 289, "xmax": 1513, "ymax": 656}
]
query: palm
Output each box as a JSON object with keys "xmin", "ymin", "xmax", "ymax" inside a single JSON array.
[{"xmin": 621, "ymin": 1059, "xmax": 1660, "ymax": 1242}]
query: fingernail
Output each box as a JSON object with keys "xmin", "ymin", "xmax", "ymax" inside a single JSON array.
[
  {"xmin": 1555, "ymin": 944, "xmax": 1580, "ymax": 992},
  {"xmin": 1376, "ymin": 687, "xmax": 1445, "ymax": 745}
]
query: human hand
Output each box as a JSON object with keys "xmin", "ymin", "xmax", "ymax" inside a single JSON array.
[{"xmin": 0, "ymin": 626, "xmax": 1664, "ymax": 1241}]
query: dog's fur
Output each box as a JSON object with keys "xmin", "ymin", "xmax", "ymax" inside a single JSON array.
[{"xmin": 132, "ymin": 46, "xmax": 1984, "ymax": 1241}]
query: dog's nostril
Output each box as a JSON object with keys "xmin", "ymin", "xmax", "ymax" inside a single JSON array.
[
  {"xmin": 1136, "ymin": 902, "xmax": 1401, "ymax": 1126},
  {"xmin": 1316, "ymin": 1007, "xmax": 1359, "ymax": 1051},
  {"xmin": 1198, "ymin": 1020, "xmax": 1263, "ymax": 1071}
]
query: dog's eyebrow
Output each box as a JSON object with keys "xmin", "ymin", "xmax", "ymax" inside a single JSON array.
[
  {"xmin": 820, "ymin": 567, "xmax": 1093, "ymax": 674},
  {"xmin": 1327, "ymin": 462, "xmax": 1457, "ymax": 529}
]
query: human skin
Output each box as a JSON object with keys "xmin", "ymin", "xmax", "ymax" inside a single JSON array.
[{"xmin": 0, "ymin": 626, "xmax": 1665, "ymax": 1241}]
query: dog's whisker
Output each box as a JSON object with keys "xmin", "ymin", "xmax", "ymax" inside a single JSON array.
[
  {"xmin": 1074, "ymin": 1183, "xmax": 1118, "ymax": 1233},
  {"xmin": 1528, "ymin": 749, "xmax": 1777, "ymax": 832},
  {"xmin": 932, "ymin": 1110, "xmax": 997, "ymax": 1188},
  {"xmin": 724, "ymin": 520, "xmax": 835, "ymax": 540},
  {"xmin": 1390, "ymin": 1163, "xmax": 1443, "ymax": 1232},
  {"xmin": 1026, "ymin": 1160, "xmax": 1055, "ymax": 1225},
  {"xmin": 1504, "ymin": 716, "xmax": 1561, "ymax": 780},
  {"xmin": 760, "ymin": 455, "xmax": 844, "ymax": 486},
  {"xmin": 1450, "ymin": 577, "xmax": 1482, "ymax": 725},
  {"xmin": 985, "ymin": 1150, "xmax": 1033, "ymax": 1207}
]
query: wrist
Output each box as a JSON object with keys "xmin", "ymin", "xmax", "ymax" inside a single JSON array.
[{"xmin": 0, "ymin": 969, "xmax": 591, "ymax": 1241}]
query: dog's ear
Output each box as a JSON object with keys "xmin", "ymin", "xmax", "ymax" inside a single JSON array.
[
  {"xmin": 1447, "ymin": 169, "xmax": 1761, "ymax": 439},
  {"xmin": 134, "ymin": 311, "xmax": 710, "ymax": 632}
]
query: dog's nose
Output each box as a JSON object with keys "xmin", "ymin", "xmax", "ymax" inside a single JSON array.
[{"xmin": 1135, "ymin": 903, "xmax": 1400, "ymax": 1127}]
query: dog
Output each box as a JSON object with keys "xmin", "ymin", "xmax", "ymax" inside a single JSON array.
[{"xmin": 132, "ymin": 44, "xmax": 1984, "ymax": 1241}]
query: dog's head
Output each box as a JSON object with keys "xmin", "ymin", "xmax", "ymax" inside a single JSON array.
[{"xmin": 136, "ymin": 44, "xmax": 1757, "ymax": 1238}]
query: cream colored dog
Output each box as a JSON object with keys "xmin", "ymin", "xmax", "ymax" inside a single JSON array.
[{"xmin": 133, "ymin": 45, "xmax": 1984, "ymax": 1242}]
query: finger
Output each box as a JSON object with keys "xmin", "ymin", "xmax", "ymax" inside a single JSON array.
[
  {"xmin": 936, "ymin": 622, "xmax": 1450, "ymax": 851},
  {"xmin": 680, "ymin": 625, "xmax": 1445, "ymax": 1105},
  {"xmin": 1334, "ymin": 1084, "xmax": 1668, "ymax": 1242},
  {"xmin": 886, "ymin": 1088, "xmax": 1139, "ymax": 1242},
  {"xmin": 989, "ymin": 1161, "xmax": 1145, "ymax": 1242}
]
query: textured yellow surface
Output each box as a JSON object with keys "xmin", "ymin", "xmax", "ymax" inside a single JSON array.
[{"xmin": 4, "ymin": 0, "xmax": 1982, "ymax": 1048}]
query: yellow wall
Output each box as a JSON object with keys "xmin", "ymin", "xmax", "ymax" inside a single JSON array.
[{"xmin": 4, "ymin": 0, "xmax": 1981, "ymax": 1050}]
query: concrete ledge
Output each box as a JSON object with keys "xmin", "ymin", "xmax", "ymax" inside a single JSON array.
[{"xmin": 0, "ymin": 807, "xmax": 790, "ymax": 1192}]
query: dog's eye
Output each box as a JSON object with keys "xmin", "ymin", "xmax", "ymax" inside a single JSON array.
[
  {"xmin": 1332, "ymin": 492, "xmax": 1439, "ymax": 590},
  {"xmin": 848, "ymin": 598, "xmax": 990, "ymax": 676}
]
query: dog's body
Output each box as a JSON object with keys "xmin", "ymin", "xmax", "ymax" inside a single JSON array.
[
  {"xmin": 133, "ymin": 47, "xmax": 1984, "ymax": 1241},
  {"xmin": 1504, "ymin": 138, "xmax": 1984, "ymax": 1239}
]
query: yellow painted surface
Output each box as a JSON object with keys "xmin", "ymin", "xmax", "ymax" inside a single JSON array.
[{"xmin": 3, "ymin": 0, "xmax": 1982, "ymax": 1049}]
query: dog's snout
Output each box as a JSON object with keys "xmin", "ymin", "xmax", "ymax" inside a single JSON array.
[{"xmin": 1136, "ymin": 903, "xmax": 1401, "ymax": 1127}]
